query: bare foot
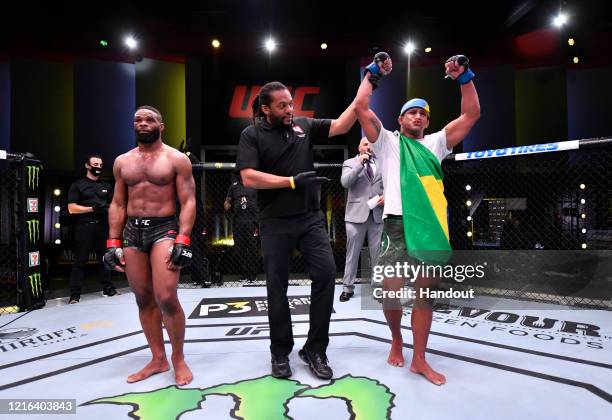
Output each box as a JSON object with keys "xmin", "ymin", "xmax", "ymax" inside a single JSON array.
[
  {"xmin": 172, "ymin": 358, "xmax": 193, "ymax": 386},
  {"xmin": 387, "ymin": 338, "xmax": 405, "ymax": 367},
  {"xmin": 410, "ymin": 359, "xmax": 446, "ymax": 385},
  {"xmin": 127, "ymin": 359, "xmax": 170, "ymax": 383}
]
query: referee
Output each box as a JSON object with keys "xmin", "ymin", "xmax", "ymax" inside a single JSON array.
[
  {"xmin": 236, "ymin": 81, "xmax": 356, "ymax": 379},
  {"xmin": 67, "ymin": 154, "xmax": 118, "ymax": 303}
]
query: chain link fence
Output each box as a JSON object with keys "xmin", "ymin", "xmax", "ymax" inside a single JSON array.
[
  {"xmin": 183, "ymin": 138, "xmax": 611, "ymax": 309},
  {"xmin": 0, "ymin": 158, "xmax": 20, "ymax": 314},
  {"xmin": 442, "ymin": 138, "xmax": 612, "ymax": 309},
  {"xmin": 0, "ymin": 153, "xmax": 44, "ymax": 315},
  {"xmin": 185, "ymin": 163, "xmax": 348, "ymax": 288}
]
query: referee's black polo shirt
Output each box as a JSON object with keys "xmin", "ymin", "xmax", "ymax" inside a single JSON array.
[
  {"xmin": 67, "ymin": 178, "xmax": 113, "ymax": 223},
  {"xmin": 236, "ymin": 117, "xmax": 331, "ymax": 219}
]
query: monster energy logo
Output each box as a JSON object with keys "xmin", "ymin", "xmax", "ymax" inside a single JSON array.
[
  {"xmin": 85, "ymin": 374, "xmax": 395, "ymax": 419},
  {"xmin": 26, "ymin": 219, "xmax": 40, "ymax": 244},
  {"xmin": 27, "ymin": 166, "xmax": 40, "ymax": 190},
  {"xmin": 28, "ymin": 273, "xmax": 42, "ymax": 298}
]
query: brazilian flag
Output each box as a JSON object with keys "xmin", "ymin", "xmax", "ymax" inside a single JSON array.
[{"xmin": 399, "ymin": 133, "xmax": 452, "ymax": 264}]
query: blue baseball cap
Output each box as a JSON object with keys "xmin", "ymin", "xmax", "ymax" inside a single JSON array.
[{"xmin": 400, "ymin": 98, "xmax": 430, "ymax": 116}]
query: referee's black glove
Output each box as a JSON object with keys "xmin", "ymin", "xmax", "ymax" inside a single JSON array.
[{"xmin": 290, "ymin": 171, "xmax": 329, "ymax": 189}]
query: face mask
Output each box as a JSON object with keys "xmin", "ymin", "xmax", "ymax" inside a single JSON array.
[
  {"xmin": 89, "ymin": 167, "xmax": 102, "ymax": 177},
  {"xmin": 136, "ymin": 127, "xmax": 160, "ymax": 144}
]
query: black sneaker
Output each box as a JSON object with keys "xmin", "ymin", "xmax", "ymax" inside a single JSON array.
[
  {"xmin": 339, "ymin": 291, "xmax": 354, "ymax": 302},
  {"xmin": 102, "ymin": 287, "xmax": 119, "ymax": 297},
  {"xmin": 271, "ymin": 355, "xmax": 292, "ymax": 379},
  {"xmin": 69, "ymin": 294, "xmax": 80, "ymax": 304},
  {"xmin": 299, "ymin": 348, "xmax": 333, "ymax": 379}
]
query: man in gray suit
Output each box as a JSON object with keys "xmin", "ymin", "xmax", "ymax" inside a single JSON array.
[{"xmin": 339, "ymin": 137, "xmax": 384, "ymax": 301}]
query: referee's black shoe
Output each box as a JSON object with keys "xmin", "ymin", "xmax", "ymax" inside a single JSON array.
[
  {"xmin": 339, "ymin": 291, "xmax": 354, "ymax": 302},
  {"xmin": 299, "ymin": 348, "xmax": 333, "ymax": 379},
  {"xmin": 271, "ymin": 355, "xmax": 292, "ymax": 379}
]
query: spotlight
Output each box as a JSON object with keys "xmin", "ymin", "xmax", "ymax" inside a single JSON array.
[
  {"xmin": 424, "ymin": 47, "xmax": 432, "ymax": 53},
  {"xmin": 212, "ymin": 39, "xmax": 220, "ymax": 48},
  {"xmin": 55, "ymin": 239, "xmax": 61, "ymax": 245},
  {"xmin": 54, "ymin": 205, "xmax": 61, "ymax": 212},
  {"xmin": 465, "ymin": 184, "xmax": 472, "ymax": 191},
  {"xmin": 54, "ymin": 222, "xmax": 61, "ymax": 229},
  {"xmin": 568, "ymin": 38, "xmax": 575, "ymax": 46},
  {"xmin": 581, "ymin": 228, "xmax": 587, "ymax": 234},
  {"xmin": 579, "ymin": 183, "xmax": 586, "ymax": 190},
  {"xmin": 573, "ymin": 56, "xmax": 580, "ymax": 64},
  {"xmin": 403, "ymin": 42, "xmax": 415, "ymax": 55},
  {"xmin": 265, "ymin": 38, "xmax": 276, "ymax": 52},
  {"xmin": 581, "ymin": 243, "xmax": 587, "ymax": 249},
  {"xmin": 466, "ymin": 200, "xmax": 472, "ymax": 207},
  {"xmin": 467, "ymin": 231, "xmax": 473, "ymax": 237},
  {"xmin": 553, "ymin": 13, "xmax": 568, "ymax": 27},
  {"xmin": 53, "ymin": 188, "xmax": 61, "ymax": 196},
  {"xmin": 580, "ymin": 198, "xmax": 586, "ymax": 204},
  {"xmin": 320, "ymin": 42, "xmax": 328, "ymax": 50},
  {"xmin": 467, "ymin": 216, "xmax": 472, "ymax": 221},
  {"xmin": 125, "ymin": 35, "xmax": 137, "ymax": 49},
  {"xmin": 581, "ymin": 213, "xmax": 586, "ymax": 219}
]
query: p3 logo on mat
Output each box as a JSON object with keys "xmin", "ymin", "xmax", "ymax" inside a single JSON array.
[{"xmin": 189, "ymin": 296, "xmax": 315, "ymax": 319}]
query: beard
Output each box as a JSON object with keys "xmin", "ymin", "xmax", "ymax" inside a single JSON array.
[
  {"xmin": 269, "ymin": 112, "xmax": 292, "ymax": 128},
  {"xmin": 136, "ymin": 127, "xmax": 160, "ymax": 144}
]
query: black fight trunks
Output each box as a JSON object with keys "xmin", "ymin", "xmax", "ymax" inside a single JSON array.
[{"xmin": 123, "ymin": 216, "xmax": 178, "ymax": 253}]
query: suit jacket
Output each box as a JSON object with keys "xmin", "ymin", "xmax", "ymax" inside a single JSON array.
[{"xmin": 341, "ymin": 155, "xmax": 384, "ymax": 223}]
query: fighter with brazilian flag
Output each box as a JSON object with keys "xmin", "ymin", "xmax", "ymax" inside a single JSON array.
[{"xmin": 355, "ymin": 52, "xmax": 480, "ymax": 385}]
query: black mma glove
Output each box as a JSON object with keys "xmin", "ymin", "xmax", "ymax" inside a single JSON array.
[
  {"xmin": 445, "ymin": 54, "xmax": 475, "ymax": 84},
  {"xmin": 364, "ymin": 52, "xmax": 392, "ymax": 90},
  {"xmin": 103, "ymin": 239, "xmax": 125, "ymax": 271},
  {"xmin": 169, "ymin": 234, "xmax": 192, "ymax": 268}
]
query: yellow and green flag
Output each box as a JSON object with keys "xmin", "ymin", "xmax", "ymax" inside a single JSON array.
[{"xmin": 399, "ymin": 133, "xmax": 451, "ymax": 264}]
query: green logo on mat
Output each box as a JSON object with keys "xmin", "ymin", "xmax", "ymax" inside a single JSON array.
[
  {"xmin": 27, "ymin": 166, "xmax": 40, "ymax": 190},
  {"xmin": 26, "ymin": 219, "xmax": 40, "ymax": 244},
  {"xmin": 28, "ymin": 272, "xmax": 42, "ymax": 298},
  {"xmin": 84, "ymin": 374, "xmax": 396, "ymax": 420}
]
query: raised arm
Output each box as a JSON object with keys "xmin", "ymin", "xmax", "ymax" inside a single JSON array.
[
  {"xmin": 442, "ymin": 55, "xmax": 481, "ymax": 149},
  {"xmin": 108, "ymin": 156, "xmax": 127, "ymax": 239},
  {"xmin": 354, "ymin": 52, "xmax": 392, "ymax": 143},
  {"xmin": 355, "ymin": 75, "xmax": 384, "ymax": 143},
  {"xmin": 328, "ymin": 101, "xmax": 357, "ymax": 138}
]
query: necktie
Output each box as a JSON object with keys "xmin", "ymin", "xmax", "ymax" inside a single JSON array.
[{"xmin": 365, "ymin": 161, "xmax": 374, "ymax": 181}]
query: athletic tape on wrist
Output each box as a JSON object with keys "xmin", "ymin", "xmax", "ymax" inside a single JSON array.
[
  {"xmin": 457, "ymin": 68, "xmax": 475, "ymax": 85},
  {"xmin": 107, "ymin": 239, "xmax": 121, "ymax": 248},
  {"xmin": 175, "ymin": 234, "xmax": 191, "ymax": 246}
]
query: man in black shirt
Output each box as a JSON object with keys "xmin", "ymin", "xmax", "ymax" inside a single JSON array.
[
  {"xmin": 236, "ymin": 81, "xmax": 357, "ymax": 379},
  {"xmin": 224, "ymin": 174, "xmax": 259, "ymax": 282},
  {"xmin": 67, "ymin": 154, "xmax": 118, "ymax": 303}
]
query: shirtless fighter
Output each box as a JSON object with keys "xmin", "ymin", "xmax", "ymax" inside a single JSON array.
[{"xmin": 104, "ymin": 105, "xmax": 196, "ymax": 386}]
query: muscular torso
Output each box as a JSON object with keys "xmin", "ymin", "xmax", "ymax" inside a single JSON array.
[{"xmin": 119, "ymin": 145, "xmax": 179, "ymax": 217}]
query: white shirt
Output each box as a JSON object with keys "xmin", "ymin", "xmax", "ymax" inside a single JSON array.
[{"xmin": 372, "ymin": 127, "xmax": 451, "ymax": 218}]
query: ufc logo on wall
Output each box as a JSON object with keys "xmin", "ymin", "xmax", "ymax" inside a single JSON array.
[{"xmin": 229, "ymin": 85, "xmax": 320, "ymax": 118}]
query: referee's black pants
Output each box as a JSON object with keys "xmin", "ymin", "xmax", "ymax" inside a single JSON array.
[
  {"xmin": 259, "ymin": 210, "xmax": 336, "ymax": 357},
  {"xmin": 69, "ymin": 221, "xmax": 113, "ymax": 294}
]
